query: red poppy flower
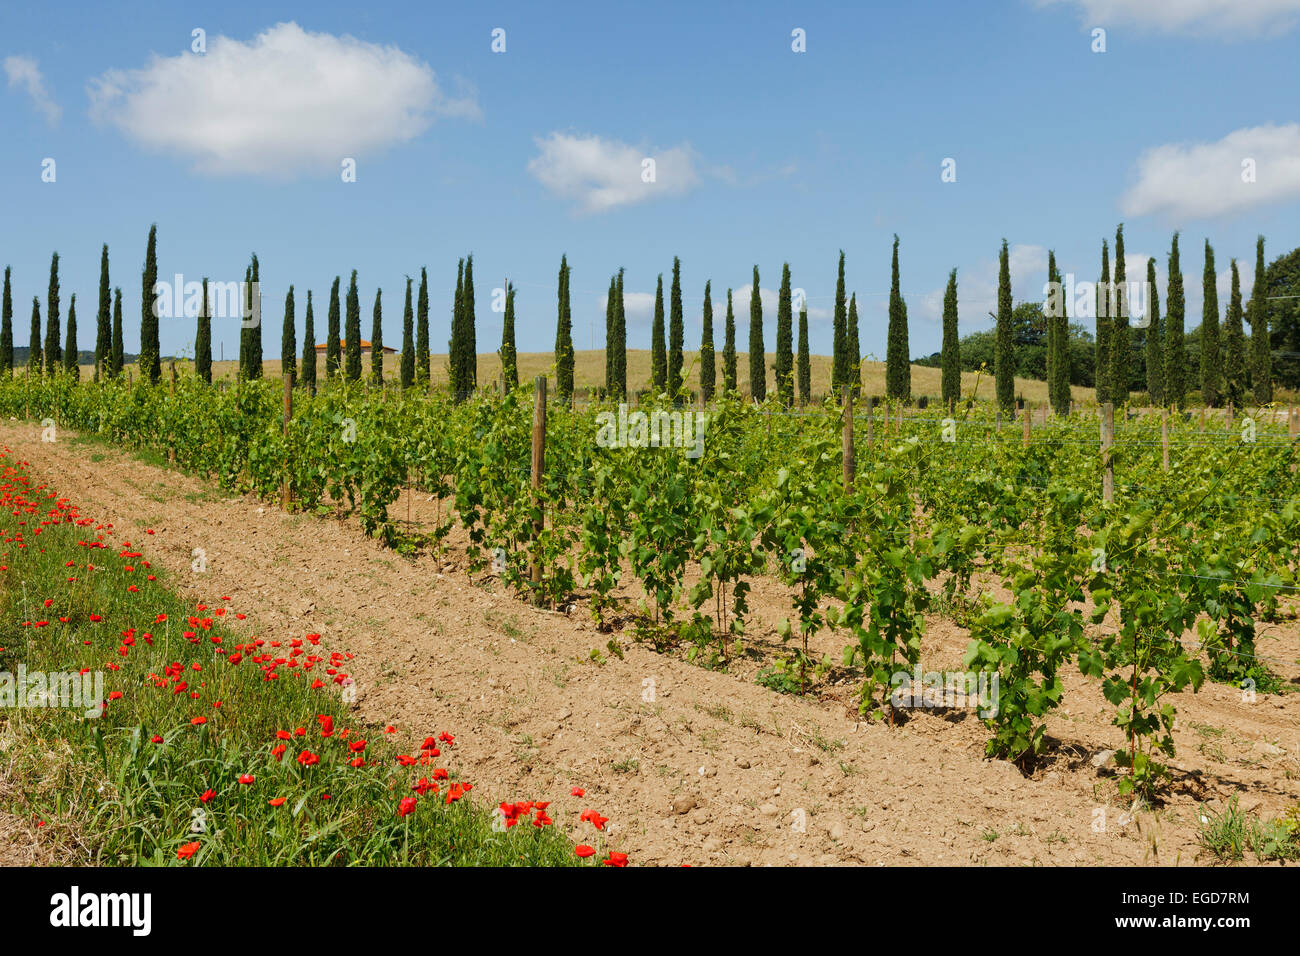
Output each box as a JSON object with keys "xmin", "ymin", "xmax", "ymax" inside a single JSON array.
[
  {"xmin": 191, "ymin": 716, "xmax": 207, "ymax": 726},
  {"xmin": 177, "ymin": 842, "xmax": 200, "ymax": 861},
  {"xmin": 200, "ymin": 789, "xmax": 216, "ymax": 803},
  {"xmin": 575, "ymin": 845, "xmax": 596, "ymax": 858},
  {"xmin": 398, "ymin": 797, "xmax": 417, "ymax": 817},
  {"xmin": 603, "ymin": 852, "xmax": 629, "ymax": 867},
  {"xmin": 238, "ymin": 774, "xmax": 255, "ymax": 785},
  {"xmin": 268, "ymin": 797, "xmax": 287, "ymax": 807},
  {"xmin": 571, "ymin": 787, "xmax": 585, "ymax": 797}
]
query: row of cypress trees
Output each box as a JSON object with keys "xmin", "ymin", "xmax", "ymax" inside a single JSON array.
[
  {"xmin": 1087, "ymin": 229, "xmax": 1272, "ymax": 410},
  {"xmin": 3, "ymin": 230, "xmax": 1277, "ymax": 412}
]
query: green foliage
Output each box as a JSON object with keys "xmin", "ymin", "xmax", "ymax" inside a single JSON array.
[
  {"xmin": 940, "ymin": 269, "xmax": 960, "ymax": 408},
  {"xmin": 774, "ymin": 263, "xmax": 793, "ymax": 406},
  {"xmin": 400, "ymin": 278, "xmax": 415, "ymax": 389},
  {"xmin": 555, "ymin": 255, "xmax": 574, "ymax": 404},
  {"xmin": 995, "ymin": 239, "xmax": 1014, "ymax": 411},
  {"xmin": 748, "ymin": 265, "xmax": 765, "ymax": 402},
  {"xmin": 344, "ymin": 270, "xmax": 362, "ymax": 383},
  {"xmin": 1201, "ymin": 240, "xmax": 1221, "ymax": 407},
  {"xmin": 282, "ymin": 286, "xmax": 297, "ymax": 388},
  {"xmin": 668, "ymin": 256, "xmax": 684, "ymax": 398},
  {"xmin": 326, "ymin": 277, "xmax": 342, "ymax": 380},
  {"xmin": 886, "ymin": 235, "xmax": 910, "ymax": 403},
  {"xmin": 650, "ymin": 274, "xmax": 666, "ymax": 394},
  {"xmin": 722, "ymin": 289, "xmax": 737, "ymax": 394},
  {"xmin": 700, "ymin": 280, "xmax": 715, "ymax": 403},
  {"xmin": 300, "ymin": 290, "xmax": 316, "ymax": 395}
]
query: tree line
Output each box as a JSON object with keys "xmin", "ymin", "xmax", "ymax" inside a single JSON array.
[{"xmin": 3, "ymin": 225, "xmax": 1295, "ymax": 410}]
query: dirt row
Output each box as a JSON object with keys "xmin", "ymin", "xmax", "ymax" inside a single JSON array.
[{"xmin": 2, "ymin": 419, "xmax": 1297, "ymax": 865}]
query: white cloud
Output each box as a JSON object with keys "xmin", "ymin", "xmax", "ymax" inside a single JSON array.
[
  {"xmin": 4, "ymin": 55, "xmax": 61, "ymax": 125},
  {"xmin": 528, "ymin": 132, "xmax": 700, "ymax": 214},
  {"xmin": 1032, "ymin": 0, "xmax": 1300, "ymax": 35},
  {"xmin": 1119, "ymin": 124, "xmax": 1300, "ymax": 221},
  {"xmin": 915, "ymin": 244, "xmax": 1049, "ymax": 329},
  {"xmin": 87, "ymin": 22, "xmax": 476, "ymax": 177}
]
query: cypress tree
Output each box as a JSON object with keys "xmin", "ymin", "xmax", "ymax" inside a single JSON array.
[
  {"xmin": 111, "ymin": 288, "xmax": 123, "ymax": 377},
  {"xmin": 141, "ymin": 227, "xmax": 159, "ymax": 383},
  {"xmin": 282, "ymin": 285, "xmax": 296, "ymax": 387},
  {"xmin": 63, "ymin": 293, "xmax": 79, "ymax": 380},
  {"xmin": 301, "ymin": 291, "xmax": 317, "ymax": 395},
  {"xmin": 450, "ymin": 258, "xmax": 464, "ymax": 399},
  {"xmin": 463, "ymin": 255, "xmax": 477, "ymax": 397},
  {"xmin": 700, "ymin": 280, "xmax": 715, "ymax": 403},
  {"xmin": 885, "ymin": 234, "xmax": 910, "ymax": 402},
  {"xmin": 723, "ymin": 289, "xmax": 737, "ymax": 393},
  {"xmin": 95, "ymin": 245, "xmax": 110, "ymax": 381},
  {"xmin": 555, "ymin": 254, "xmax": 574, "ymax": 404},
  {"xmin": 247, "ymin": 254, "xmax": 262, "ymax": 379},
  {"xmin": 651, "ymin": 274, "xmax": 666, "ymax": 393},
  {"xmin": 797, "ymin": 299, "xmax": 811, "ymax": 405},
  {"xmin": 326, "ymin": 276, "xmax": 342, "ymax": 379},
  {"xmin": 668, "ymin": 256, "xmax": 684, "ymax": 397},
  {"xmin": 1223, "ymin": 260, "xmax": 1245, "ymax": 407},
  {"xmin": 0, "ymin": 266, "xmax": 12, "ymax": 376},
  {"xmin": 344, "ymin": 270, "xmax": 361, "ymax": 382},
  {"xmin": 848, "ymin": 293, "xmax": 861, "ymax": 395},
  {"xmin": 1201, "ymin": 240, "xmax": 1221, "ymax": 407},
  {"xmin": 501, "ymin": 281, "xmax": 518, "ymax": 391},
  {"xmin": 400, "ymin": 278, "xmax": 415, "ymax": 389},
  {"xmin": 614, "ymin": 269, "xmax": 626, "ymax": 400},
  {"xmin": 416, "ymin": 267, "xmax": 430, "ymax": 387},
  {"xmin": 370, "ymin": 287, "xmax": 383, "ymax": 385},
  {"xmin": 604, "ymin": 275, "xmax": 616, "ymax": 395},
  {"xmin": 1095, "ymin": 240, "xmax": 1112, "ymax": 406},
  {"xmin": 995, "ymin": 239, "xmax": 1014, "ymax": 412},
  {"xmin": 28, "ymin": 298, "xmax": 41, "ymax": 373},
  {"xmin": 1248, "ymin": 236, "xmax": 1271, "ymax": 404},
  {"xmin": 1166, "ymin": 233, "xmax": 1186, "ymax": 408},
  {"xmin": 775, "ymin": 263, "xmax": 793, "ymax": 405},
  {"xmin": 1145, "ymin": 258, "xmax": 1162, "ymax": 404},
  {"xmin": 240, "ymin": 265, "xmax": 253, "ymax": 380},
  {"xmin": 832, "ymin": 251, "xmax": 847, "ymax": 391},
  {"xmin": 1047, "ymin": 253, "xmax": 1071, "ymax": 415},
  {"xmin": 748, "ymin": 266, "xmax": 766, "ymax": 402},
  {"xmin": 1110, "ymin": 225, "xmax": 1129, "ymax": 406},
  {"xmin": 46, "ymin": 251, "xmax": 61, "ymax": 374},
  {"xmin": 940, "ymin": 268, "xmax": 960, "ymax": 408},
  {"xmin": 196, "ymin": 278, "xmax": 212, "ymax": 383}
]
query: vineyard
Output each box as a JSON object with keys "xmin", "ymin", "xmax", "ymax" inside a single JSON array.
[{"xmin": 5, "ymin": 370, "xmax": 1299, "ymax": 823}]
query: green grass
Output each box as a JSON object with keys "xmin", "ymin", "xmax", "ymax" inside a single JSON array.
[
  {"xmin": 1197, "ymin": 796, "xmax": 1300, "ymax": 863},
  {"xmin": 0, "ymin": 453, "xmax": 588, "ymax": 866}
]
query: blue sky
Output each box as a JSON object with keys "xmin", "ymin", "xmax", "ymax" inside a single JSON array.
[{"xmin": 3, "ymin": 0, "xmax": 1298, "ymax": 362}]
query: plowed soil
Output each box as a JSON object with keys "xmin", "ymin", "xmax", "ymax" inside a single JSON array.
[{"xmin": 3, "ymin": 419, "xmax": 1297, "ymax": 866}]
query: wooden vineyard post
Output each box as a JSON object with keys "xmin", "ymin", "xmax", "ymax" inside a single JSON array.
[
  {"xmin": 996, "ymin": 408, "xmax": 1002, "ymax": 433},
  {"xmin": 282, "ymin": 374, "xmax": 292, "ymax": 509},
  {"xmin": 1022, "ymin": 404, "xmax": 1031, "ymax": 447},
  {"xmin": 866, "ymin": 397, "xmax": 874, "ymax": 450},
  {"xmin": 167, "ymin": 362, "xmax": 178, "ymax": 463},
  {"xmin": 1101, "ymin": 402, "xmax": 1115, "ymax": 504},
  {"xmin": 1226, "ymin": 402, "xmax": 1234, "ymax": 430},
  {"xmin": 883, "ymin": 400, "xmax": 889, "ymax": 436},
  {"xmin": 1290, "ymin": 407, "xmax": 1298, "ymax": 474},
  {"xmin": 842, "ymin": 386, "xmax": 855, "ymax": 491},
  {"xmin": 530, "ymin": 375, "xmax": 547, "ymax": 604},
  {"xmin": 1161, "ymin": 408, "xmax": 1170, "ymax": 472}
]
